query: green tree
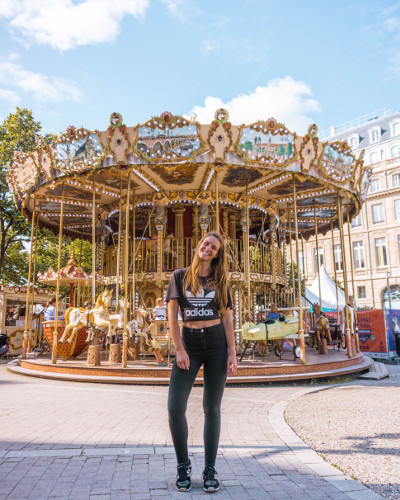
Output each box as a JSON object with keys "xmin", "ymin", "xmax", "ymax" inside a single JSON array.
[
  {"xmin": 0, "ymin": 108, "xmax": 41, "ymax": 283},
  {"xmin": 284, "ymin": 142, "xmax": 292, "ymax": 156},
  {"xmin": 276, "ymin": 144, "xmax": 284, "ymax": 155},
  {"xmin": 286, "ymin": 261, "xmax": 305, "ymax": 295},
  {"xmin": 242, "ymin": 141, "xmax": 253, "ymax": 151}
]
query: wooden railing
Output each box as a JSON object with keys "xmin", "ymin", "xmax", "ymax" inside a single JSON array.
[{"xmin": 103, "ymin": 237, "xmax": 276, "ymax": 277}]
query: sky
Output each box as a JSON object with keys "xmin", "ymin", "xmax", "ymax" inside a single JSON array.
[{"xmin": 1, "ymin": 0, "xmax": 400, "ymax": 138}]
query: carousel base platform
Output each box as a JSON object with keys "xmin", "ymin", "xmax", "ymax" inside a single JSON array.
[{"xmin": 7, "ymin": 348, "xmax": 373, "ymax": 385}]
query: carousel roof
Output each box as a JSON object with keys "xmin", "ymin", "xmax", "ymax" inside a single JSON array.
[{"xmin": 7, "ymin": 109, "xmax": 371, "ymax": 240}]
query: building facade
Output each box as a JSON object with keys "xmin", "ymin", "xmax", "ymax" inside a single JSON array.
[{"xmin": 301, "ymin": 110, "xmax": 400, "ymax": 309}]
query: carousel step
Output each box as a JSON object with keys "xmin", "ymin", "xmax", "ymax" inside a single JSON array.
[{"xmin": 359, "ymin": 361, "xmax": 389, "ymax": 380}]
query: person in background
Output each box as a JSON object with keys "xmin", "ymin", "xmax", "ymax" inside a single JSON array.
[
  {"xmin": 266, "ymin": 303, "xmax": 280, "ymax": 321},
  {"xmin": 43, "ymin": 298, "xmax": 63, "ymax": 321},
  {"xmin": 153, "ymin": 297, "xmax": 166, "ymax": 320}
]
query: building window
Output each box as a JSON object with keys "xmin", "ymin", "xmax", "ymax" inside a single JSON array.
[
  {"xmin": 353, "ymin": 241, "xmax": 365, "ymax": 269},
  {"xmin": 351, "ymin": 213, "xmax": 362, "ymax": 227},
  {"xmin": 349, "ymin": 136, "xmax": 358, "ymax": 149},
  {"xmin": 391, "ymin": 121, "xmax": 400, "ymax": 136},
  {"xmin": 392, "ymin": 145, "xmax": 400, "ymax": 158},
  {"xmin": 314, "ymin": 248, "xmax": 323, "ymax": 272},
  {"xmin": 358, "ymin": 286, "xmax": 366, "ymax": 299},
  {"xmin": 375, "ymin": 238, "xmax": 388, "ymax": 267},
  {"xmin": 369, "ymin": 179, "xmax": 380, "ymax": 193},
  {"xmin": 393, "ymin": 174, "xmax": 400, "ymax": 187},
  {"xmin": 370, "ymin": 128, "xmax": 380, "ymax": 143},
  {"xmin": 395, "ymin": 200, "xmax": 400, "ymax": 220},
  {"xmin": 369, "ymin": 152, "xmax": 379, "ymax": 164},
  {"xmin": 334, "ymin": 244, "xmax": 343, "ymax": 271},
  {"xmin": 372, "ymin": 203, "xmax": 384, "ymax": 224}
]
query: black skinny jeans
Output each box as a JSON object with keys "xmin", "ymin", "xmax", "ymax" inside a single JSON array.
[{"xmin": 168, "ymin": 323, "xmax": 228, "ymax": 466}]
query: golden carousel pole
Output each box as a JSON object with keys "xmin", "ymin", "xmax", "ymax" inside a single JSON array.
[
  {"xmin": 301, "ymin": 234, "xmax": 309, "ymax": 337},
  {"xmin": 77, "ymin": 238, "xmax": 83, "ymax": 307},
  {"xmin": 245, "ymin": 179, "xmax": 251, "ymax": 318},
  {"xmin": 51, "ymin": 185, "xmax": 65, "ymax": 364},
  {"xmin": 215, "ymin": 169, "xmax": 219, "ymax": 233},
  {"xmin": 122, "ymin": 171, "xmax": 131, "ymax": 368},
  {"xmin": 337, "ymin": 191, "xmax": 353, "ymax": 358},
  {"xmin": 132, "ymin": 188, "xmax": 139, "ymax": 361},
  {"xmin": 293, "ymin": 175, "xmax": 306, "ymax": 364},
  {"xmin": 115, "ymin": 181, "xmax": 123, "ymax": 307},
  {"xmin": 283, "ymin": 213, "xmax": 288, "ymax": 306},
  {"xmin": 314, "ymin": 202, "xmax": 322, "ymax": 308},
  {"xmin": 331, "ymin": 222, "xmax": 340, "ymax": 325},
  {"xmin": 22, "ymin": 197, "xmax": 36, "ymax": 359},
  {"xmin": 288, "ymin": 211, "xmax": 295, "ymax": 307},
  {"xmin": 347, "ymin": 212, "xmax": 360, "ymax": 353},
  {"xmin": 27, "ymin": 218, "xmax": 39, "ymax": 353}
]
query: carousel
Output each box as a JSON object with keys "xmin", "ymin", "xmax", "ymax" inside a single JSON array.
[{"xmin": 6, "ymin": 109, "xmax": 373, "ymax": 383}]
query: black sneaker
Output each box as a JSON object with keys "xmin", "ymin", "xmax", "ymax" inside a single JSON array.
[
  {"xmin": 202, "ymin": 465, "xmax": 220, "ymax": 493},
  {"xmin": 176, "ymin": 460, "xmax": 192, "ymax": 492}
]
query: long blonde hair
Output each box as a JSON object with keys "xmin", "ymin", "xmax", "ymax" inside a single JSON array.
[{"xmin": 183, "ymin": 231, "xmax": 229, "ymax": 314}]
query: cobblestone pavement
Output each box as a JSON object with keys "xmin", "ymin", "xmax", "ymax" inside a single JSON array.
[{"xmin": 0, "ymin": 363, "xmax": 383, "ymax": 499}]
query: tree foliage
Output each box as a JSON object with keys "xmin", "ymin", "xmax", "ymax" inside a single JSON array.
[{"xmin": 0, "ymin": 108, "xmax": 42, "ymax": 283}]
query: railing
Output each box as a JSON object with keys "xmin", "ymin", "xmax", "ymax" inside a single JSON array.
[{"xmin": 103, "ymin": 237, "xmax": 276, "ymax": 277}]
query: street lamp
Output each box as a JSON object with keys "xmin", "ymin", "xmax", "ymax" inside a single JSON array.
[{"xmin": 386, "ymin": 271, "xmax": 392, "ymax": 310}]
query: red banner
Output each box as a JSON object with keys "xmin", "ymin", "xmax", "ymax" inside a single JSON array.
[{"xmin": 356, "ymin": 310, "xmax": 386, "ymax": 355}]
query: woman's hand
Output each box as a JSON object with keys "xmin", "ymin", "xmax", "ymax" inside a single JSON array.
[
  {"xmin": 176, "ymin": 348, "xmax": 190, "ymax": 371},
  {"xmin": 227, "ymin": 352, "xmax": 237, "ymax": 376}
]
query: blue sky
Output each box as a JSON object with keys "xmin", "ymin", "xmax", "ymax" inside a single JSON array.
[{"xmin": 1, "ymin": 0, "xmax": 400, "ymax": 137}]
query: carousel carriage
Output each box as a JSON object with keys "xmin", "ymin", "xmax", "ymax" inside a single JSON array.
[{"xmin": 8, "ymin": 108, "xmax": 369, "ymax": 372}]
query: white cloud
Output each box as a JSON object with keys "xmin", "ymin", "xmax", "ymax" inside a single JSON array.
[
  {"xmin": 0, "ymin": 58, "xmax": 82, "ymax": 102},
  {"xmin": 0, "ymin": 0, "xmax": 149, "ymax": 50},
  {"xmin": 160, "ymin": 0, "xmax": 200, "ymax": 23},
  {"xmin": 200, "ymin": 35, "xmax": 269, "ymax": 64},
  {"xmin": 0, "ymin": 88, "xmax": 20, "ymax": 105},
  {"xmin": 186, "ymin": 77, "xmax": 321, "ymax": 134}
]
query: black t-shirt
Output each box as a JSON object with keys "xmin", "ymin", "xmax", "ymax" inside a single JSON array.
[{"xmin": 166, "ymin": 268, "xmax": 233, "ymax": 322}]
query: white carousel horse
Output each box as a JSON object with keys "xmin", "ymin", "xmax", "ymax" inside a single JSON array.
[
  {"xmin": 59, "ymin": 289, "xmax": 120, "ymax": 344},
  {"xmin": 108, "ymin": 300, "xmax": 150, "ymax": 346}
]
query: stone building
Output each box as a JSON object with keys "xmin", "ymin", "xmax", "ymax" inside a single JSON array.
[{"xmin": 301, "ymin": 109, "xmax": 400, "ymax": 309}]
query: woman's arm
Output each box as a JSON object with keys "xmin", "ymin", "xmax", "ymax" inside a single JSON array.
[
  {"xmin": 168, "ymin": 298, "xmax": 190, "ymax": 370},
  {"xmin": 222, "ymin": 307, "xmax": 237, "ymax": 375}
]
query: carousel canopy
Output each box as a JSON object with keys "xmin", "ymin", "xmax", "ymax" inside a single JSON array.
[{"xmin": 7, "ymin": 109, "xmax": 371, "ymax": 241}]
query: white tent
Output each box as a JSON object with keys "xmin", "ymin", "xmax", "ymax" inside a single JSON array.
[{"xmin": 305, "ymin": 265, "xmax": 347, "ymax": 311}]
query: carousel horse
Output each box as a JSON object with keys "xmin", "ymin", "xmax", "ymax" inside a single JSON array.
[
  {"xmin": 60, "ymin": 289, "xmax": 119, "ymax": 344},
  {"xmin": 313, "ymin": 303, "xmax": 333, "ymax": 347}
]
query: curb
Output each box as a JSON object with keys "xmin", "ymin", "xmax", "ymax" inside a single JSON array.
[{"xmin": 268, "ymin": 386, "xmax": 384, "ymax": 499}]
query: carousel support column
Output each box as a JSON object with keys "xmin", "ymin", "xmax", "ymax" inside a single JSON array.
[
  {"xmin": 199, "ymin": 203, "xmax": 211, "ymax": 239},
  {"xmin": 337, "ymin": 192, "xmax": 353, "ymax": 358},
  {"xmin": 122, "ymin": 172, "xmax": 131, "ymax": 368},
  {"xmin": 331, "ymin": 222, "xmax": 340, "ymax": 333},
  {"xmin": 28, "ymin": 218, "xmax": 39, "ymax": 353},
  {"xmin": 87, "ymin": 176, "xmax": 100, "ymax": 367},
  {"xmin": 192, "ymin": 205, "xmax": 200, "ymax": 241},
  {"xmin": 301, "ymin": 235, "xmax": 309, "ymax": 337},
  {"xmin": 222, "ymin": 209, "xmax": 229, "ymax": 239},
  {"xmin": 77, "ymin": 238, "xmax": 83, "ymax": 307},
  {"xmin": 347, "ymin": 212, "xmax": 360, "ymax": 353},
  {"xmin": 172, "ymin": 206, "xmax": 185, "ymax": 268},
  {"xmin": 115, "ymin": 182, "xmax": 123, "ymax": 305},
  {"xmin": 214, "ymin": 169, "xmax": 220, "ymax": 233},
  {"xmin": 288, "ymin": 211, "xmax": 295, "ymax": 307},
  {"xmin": 22, "ymin": 201, "xmax": 36, "ymax": 359},
  {"xmin": 314, "ymin": 203, "xmax": 322, "ymax": 308},
  {"xmin": 293, "ymin": 176, "xmax": 306, "ymax": 364},
  {"xmin": 269, "ymin": 207, "xmax": 277, "ymax": 293},
  {"xmin": 132, "ymin": 190, "xmax": 136, "ymax": 315},
  {"xmin": 52, "ymin": 186, "xmax": 65, "ymax": 364}
]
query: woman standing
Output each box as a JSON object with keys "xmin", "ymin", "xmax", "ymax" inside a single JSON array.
[{"xmin": 166, "ymin": 231, "xmax": 237, "ymax": 493}]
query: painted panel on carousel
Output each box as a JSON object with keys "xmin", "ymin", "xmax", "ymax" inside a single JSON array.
[
  {"xmin": 221, "ymin": 166, "xmax": 263, "ymax": 188},
  {"xmin": 297, "ymin": 209, "xmax": 334, "ymax": 219},
  {"xmin": 297, "ymin": 195, "xmax": 337, "ymax": 206},
  {"xmin": 239, "ymin": 119, "xmax": 295, "ymax": 167},
  {"xmin": 54, "ymin": 129, "xmax": 103, "ymax": 174},
  {"xmin": 149, "ymin": 163, "xmax": 200, "ymax": 185},
  {"xmin": 320, "ymin": 143, "xmax": 354, "ymax": 184},
  {"xmin": 137, "ymin": 112, "xmax": 201, "ymax": 160}
]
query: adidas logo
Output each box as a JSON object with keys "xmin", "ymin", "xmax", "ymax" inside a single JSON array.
[{"xmin": 186, "ymin": 288, "xmax": 215, "ymax": 307}]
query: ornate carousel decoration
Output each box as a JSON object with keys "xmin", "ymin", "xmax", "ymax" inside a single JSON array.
[{"xmin": 7, "ymin": 110, "xmax": 370, "ymax": 376}]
